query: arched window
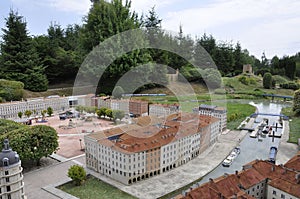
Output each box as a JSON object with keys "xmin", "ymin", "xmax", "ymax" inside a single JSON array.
[{"xmin": 3, "ymin": 158, "xmax": 9, "ymax": 167}]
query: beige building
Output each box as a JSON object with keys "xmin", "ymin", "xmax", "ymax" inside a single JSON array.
[
  {"xmin": 149, "ymin": 104, "xmax": 179, "ymax": 118},
  {"xmin": 193, "ymin": 104, "xmax": 227, "ymax": 132},
  {"xmin": 0, "ymin": 139, "xmax": 26, "ymax": 199},
  {"xmin": 85, "ymin": 113, "xmax": 220, "ymax": 185}
]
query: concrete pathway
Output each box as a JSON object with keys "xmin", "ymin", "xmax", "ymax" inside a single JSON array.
[
  {"xmin": 276, "ymin": 120, "xmax": 299, "ymax": 164},
  {"xmin": 23, "ymin": 155, "xmax": 85, "ymax": 199}
]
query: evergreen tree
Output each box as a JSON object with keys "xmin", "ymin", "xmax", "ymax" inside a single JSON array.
[
  {"xmin": 0, "ymin": 10, "xmax": 48, "ymax": 91},
  {"xmin": 263, "ymin": 72, "xmax": 273, "ymax": 89}
]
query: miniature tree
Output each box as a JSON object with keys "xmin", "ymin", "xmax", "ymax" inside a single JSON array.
[
  {"xmin": 68, "ymin": 165, "xmax": 86, "ymax": 186},
  {"xmin": 18, "ymin": 112, "xmax": 23, "ymax": 119},
  {"xmin": 112, "ymin": 86, "xmax": 124, "ymax": 99},
  {"xmin": 112, "ymin": 110, "xmax": 125, "ymax": 122},
  {"xmin": 47, "ymin": 107, "xmax": 53, "ymax": 116},
  {"xmin": 263, "ymin": 72, "xmax": 272, "ymax": 89},
  {"xmin": 105, "ymin": 109, "xmax": 113, "ymax": 120},
  {"xmin": 293, "ymin": 89, "xmax": 300, "ymax": 115},
  {"xmin": 24, "ymin": 110, "xmax": 32, "ymax": 118},
  {"xmin": 41, "ymin": 110, "xmax": 47, "ymax": 120}
]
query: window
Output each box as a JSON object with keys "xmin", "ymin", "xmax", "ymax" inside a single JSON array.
[
  {"xmin": 7, "ymin": 186, "xmax": 11, "ymax": 192},
  {"xmin": 6, "ymin": 178, "xmax": 9, "ymax": 183},
  {"xmin": 5, "ymin": 171, "xmax": 8, "ymax": 175},
  {"xmin": 281, "ymin": 194, "xmax": 285, "ymax": 199},
  {"xmin": 273, "ymin": 190, "xmax": 276, "ymax": 195}
]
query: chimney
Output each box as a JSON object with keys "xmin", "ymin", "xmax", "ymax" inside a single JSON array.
[
  {"xmin": 271, "ymin": 165, "xmax": 275, "ymax": 172},
  {"xmin": 235, "ymin": 170, "xmax": 239, "ymax": 176},
  {"xmin": 209, "ymin": 178, "xmax": 214, "ymax": 183}
]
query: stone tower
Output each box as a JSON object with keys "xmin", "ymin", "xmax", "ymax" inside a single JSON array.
[{"xmin": 0, "ymin": 139, "xmax": 26, "ymax": 199}]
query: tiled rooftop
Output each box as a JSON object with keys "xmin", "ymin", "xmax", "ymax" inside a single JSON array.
[
  {"xmin": 178, "ymin": 155, "xmax": 300, "ymax": 199},
  {"xmin": 86, "ymin": 113, "xmax": 219, "ymax": 154}
]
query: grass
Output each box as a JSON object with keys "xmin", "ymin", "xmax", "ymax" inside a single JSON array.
[
  {"xmin": 281, "ymin": 107, "xmax": 300, "ymax": 143},
  {"xmin": 58, "ymin": 176, "xmax": 137, "ymax": 199},
  {"xmin": 224, "ymin": 103, "xmax": 256, "ymax": 130}
]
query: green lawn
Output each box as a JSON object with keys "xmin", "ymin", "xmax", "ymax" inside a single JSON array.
[
  {"xmin": 58, "ymin": 176, "xmax": 136, "ymax": 199},
  {"xmin": 281, "ymin": 107, "xmax": 300, "ymax": 143},
  {"xmin": 224, "ymin": 103, "xmax": 256, "ymax": 130}
]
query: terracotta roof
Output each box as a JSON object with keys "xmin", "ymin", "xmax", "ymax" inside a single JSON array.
[
  {"xmin": 236, "ymin": 168, "xmax": 265, "ymax": 189},
  {"xmin": 284, "ymin": 151, "xmax": 300, "ymax": 172},
  {"xmin": 178, "ymin": 159, "xmax": 300, "ymax": 199},
  {"xmin": 269, "ymin": 178, "xmax": 300, "ymax": 198},
  {"xmin": 86, "ymin": 113, "xmax": 219, "ymax": 154}
]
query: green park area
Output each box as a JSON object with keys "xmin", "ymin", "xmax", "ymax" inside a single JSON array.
[
  {"xmin": 281, "ymin": 107, "xmax": 300, "ymax": 144},
  {"xmin": 58, "ymin": 176, "xmax": 136, "ymax": 199}
]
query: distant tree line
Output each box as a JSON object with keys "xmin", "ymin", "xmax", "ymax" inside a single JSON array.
[{"xmin": 0, "ymin": 0, "xmax": 299, "ymax": 93}]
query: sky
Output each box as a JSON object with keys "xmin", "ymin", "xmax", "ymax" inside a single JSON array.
[{"xmin": 0, "ymin": 0, "xmax": 299, "ymax": 59}]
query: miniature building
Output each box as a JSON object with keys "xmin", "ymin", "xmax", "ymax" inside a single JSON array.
[
  {"xmin": 193, "ymin": 104, "xmax": 227, "ymax": 132},
  {"xmin": 149, "ymin": 104, "xmax": 180, "ymax": 118},
  {"xmin": 0, "ymin": 97, "xmax": 69, "ymax": 119},
  {"xmin": 129, "ymin": 100, "xmax": 148, "ymax": 117},
  {"xmin": 243, "ymin": 64, "xmax": 253, "ymax": 74},
  {"xmin": 97, "ymin": 99, "xmax": 148, "ymax": 117},
  {"xmin": 176, "ymin": 156, "xmax": 300, "ymax": 199},
  {"xmin": 0, "ymin": 139, "xmax": 26, "ymax": 199},
  {"xmin": 85, "ymin": 113, "xmax": 220, "ymax": 185}
]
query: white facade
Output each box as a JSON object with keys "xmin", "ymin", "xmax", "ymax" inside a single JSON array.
[
  {"xmin": 194, "ymin": 104, "xmax": 227, "ymax": 132},
  {"xmin": 0, "ymin": 97, "xmax": 68, "ymax": 119},
  {"xmin": 267, "ymin": 184, "xmax": 299, "ymax": 199},
  {"xmin": 85, "ymin": 114, "xmax": 220, "ymax": 185},
  {"xmin": 0, "ymin": 140, "xmax": 26, "ymax": 199},
  {"xmin": 245, "ymin": 180, "xmax": 267, "ymax": 198},
  {"xmin": 149, "ymin": 104, "xmax": 179, "ymax": 118}
]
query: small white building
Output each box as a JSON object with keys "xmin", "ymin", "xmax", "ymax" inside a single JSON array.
[
  {"xmin": 149, "ymin": 104, "xmax": 180, "ymax": 118},
  {"xmin": 193, "ymin": 104, "xmax": 227, "ymax": 132},
  {"xmin": 0, "ymin": 139, "xmax": 26, "ymax": 199}
]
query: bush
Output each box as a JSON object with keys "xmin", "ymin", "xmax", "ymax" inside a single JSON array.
[
  {"xmin": 0, "ymin": 79, "xmax": 24, "ymax": 101},
  {"xmin": 68, "ymin": 165, "xmax": 86, "ymax": 186},
  {"xmin": 280, "ymin": 82, "xmax": 300, "ymax": 90},
  {"xmin": 273, "ymin": 75, "xmax": 288, "ymax": 85},
  {"xmin": 238, "ymin": 76, "xmax": 249, "ymax": 85},
  {"xmin": 112, "ymin": 86, "xmax": 124, "ymax": 99},
  {"xmin": 263, "ymin": 72, "xmax": 273, "ymax": 89},
  {"xmin": 214, "ymin": 88, "xmax": 226, "ymax": 94}
]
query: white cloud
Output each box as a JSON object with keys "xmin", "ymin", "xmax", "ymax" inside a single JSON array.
[
  {"xmin": 44, "ymin": 0, "xmax": 91, "ymax": 15},
  {"xmin": 158, "ymin": 0, "xmax": 300, "ymax": 57},
  {"xmin": 130, "ymin": 0, "xmax": 181, "ymax": 15}
]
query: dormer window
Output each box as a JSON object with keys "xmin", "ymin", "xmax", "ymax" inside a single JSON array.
[{"xmin": 3, "ymin": 158, "xmax": 9, "ymax": 167}]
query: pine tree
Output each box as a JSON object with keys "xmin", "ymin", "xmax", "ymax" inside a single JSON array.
[{"xmin": 0, "ymin": 10, "xmax": 48, "ymax": 91}]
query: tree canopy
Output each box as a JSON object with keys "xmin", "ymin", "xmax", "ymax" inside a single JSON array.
[{"xmin": 0, "ymin": 4, "xmax": 298, "ymax": 95}]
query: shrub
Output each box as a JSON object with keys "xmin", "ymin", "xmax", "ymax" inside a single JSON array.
[
  {"xmin": 214, "ymin": 88, "xmax": 226, "ymax": 94},
  {"xmin": 280, "ymin": 82, "xmax": 300, "ymax": 90},
  {"xmin": 68, "ymin": 165, "xmax": 86, "ymax": 186},
  {"xmin": 263, "ymin": 73, "xmax": 273, "ymax": 89},
  {"xmin": 238, "ymin": 76, "xmax": 249, "ymax": 85}
]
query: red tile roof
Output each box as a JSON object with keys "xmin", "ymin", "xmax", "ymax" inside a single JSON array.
[
  {"xmin": 178, "ymin": 159, "xmax": 300, "ymax": 199},
  {"xmin": 87, "ymin": 113, "xmax": 219, "ymax": 154},
  {"xmin": 284, "ymin": 151, "xmax": 300, "ymax": 172}
]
